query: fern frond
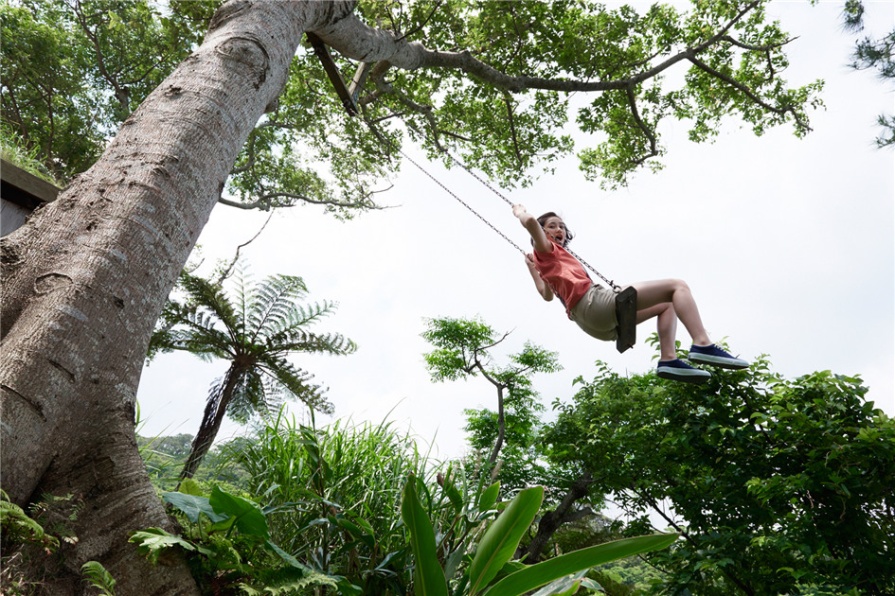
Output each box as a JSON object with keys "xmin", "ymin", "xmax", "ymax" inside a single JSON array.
[
  {"xmin": 81, "ymin": 561, "xmax": 117, "ymax": 596},
  {"xmin": 238, "ymin": 565, "xmax": 338, "ymax": 595},
  {"xmin": 259, "ymin": 357, "xmax": 333, "ymax": 414},
  {"xmin": 246, "ymin": 275, "xmax": 307, "ymax": 341},
  {"xmin": 268, "ymin": 330, "xmax": 357, "ymax": 356}
]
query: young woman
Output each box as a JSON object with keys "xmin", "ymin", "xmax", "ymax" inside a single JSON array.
[{"xmin": 512, "ymin": 204, "xmax": 748, "ymax": 383}]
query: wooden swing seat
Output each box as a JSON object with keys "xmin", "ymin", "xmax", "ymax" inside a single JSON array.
[{"xmin": 615, "ymin": 286, "xmax": 637, "ymax": 353}]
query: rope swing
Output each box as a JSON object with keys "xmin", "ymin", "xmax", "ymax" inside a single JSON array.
[
  {"xmin": 310, "ymin": 38, "xmax": 637, "ymax": 353},
  {"xmin": 399, "ymin": 146, "xmax": 638, "ymax": 354}
]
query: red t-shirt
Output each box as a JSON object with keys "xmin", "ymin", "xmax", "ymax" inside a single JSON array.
[{"xmin": 533, "ymin": 242, "xmax": 592, "ymax": 317}]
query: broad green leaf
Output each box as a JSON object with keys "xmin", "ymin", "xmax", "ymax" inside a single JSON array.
[
  {"xmin": 444, "ymin": 546, "xmax": 466, "ymax": 580},
  {"xmin": 209, "ymin": 486, "xmax": 270, "ymax": 539},
  {"xmin": 530, "ymin": 573, "xmax": 581, "ymax": 596},
  {"xmin": 476, "ymin": 482, "xmax": 500, "ymax": 513},
  {"xmin": 162, "ymin": 491, "xmax": 226, "ymax": 524},
  {"xmin": 481, "ymin": 534, "xmax": 678, "ymax": 596},
  {"xmin": 401, "ymin": 477, "xmax": 449, "ymax": 596},
  {"xmin": 468, "ymin": 486, "xmax": 543, "ymax": 595},
  {"xmin": 335, "ymin": 576, "xmax": 364, "ymax": 596},
  {"xmin": 177, "ymin": 478, "xmax": 204, "ymax": 496}
]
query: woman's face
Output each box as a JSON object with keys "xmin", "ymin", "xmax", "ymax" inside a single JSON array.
[{"xmin": 542, "ymin": 216, "xmax": 567, "ymax": 245}]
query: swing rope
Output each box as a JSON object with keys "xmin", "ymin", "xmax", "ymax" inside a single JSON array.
[
  {"xmin": 397, "ymin": 148, "xmax": 528, "ymax": 255},
  {"xmin": 309, "ymin": 41, "xmax": 636, "ymax": 352},
  {"xmin": 398, "ymin": 144, "xmax": 622, "ymax": 292},
  {"xmin": 400, "ymin": 143, "xmax": 638, "ymax": 354}
]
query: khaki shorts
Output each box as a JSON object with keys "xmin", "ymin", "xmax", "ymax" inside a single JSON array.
[{"xmin": 570, "ymin": 285, "xmax": 618, "ymax": 341}]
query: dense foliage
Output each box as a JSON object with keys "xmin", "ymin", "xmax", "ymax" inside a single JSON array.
[
  {"xmin": 0, "ymin": 0, "xmax": 211, "ymax": 180},
  {"xmin": 422, "ymin": 317, "xmax": 613, "ymax": 565},
  {"xmin": 132, "ymin": 414, "xmax": 671, "ymax": 595},
  {"xmin": 130, "ymin": 335, "xmax": 893, "ymax": 596},
  {"xmin": 546, "ymin": 352, "xmax": 895, "ymax": 594},
  {"xmin": 2, "ymin": 0, "xmax": 826, "ymax": 205},
  {"xmin": 3, "ymin": 0, "xmax": 888, "ymax": 592}
]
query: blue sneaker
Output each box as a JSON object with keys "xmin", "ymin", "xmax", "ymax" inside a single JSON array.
[
  {"xmin": 657, "ymin": 359, "xmax": 711, "ymax": 383},
  {"xmin": 688, "ymin": 344, "xmax": 749, "ymax": 370}
]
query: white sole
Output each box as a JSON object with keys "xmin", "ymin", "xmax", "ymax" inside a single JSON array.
[
  {"xmin": 688, "ymin": 354, "xmax": 748, "ymax": 370},
  {"xmin": 657, "ymin": 369, "xmax": 711, "ymax": 384}
]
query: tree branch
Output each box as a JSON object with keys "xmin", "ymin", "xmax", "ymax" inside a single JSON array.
[
  {"xmin": 523, "ymin": 471, "xmax": 595, "ymax": 562},
  {"xmin": 688, "ymin": 55, "xmax": 811, "ymax": 133},
  {"xmin": 372, "ymin": 72, "xmax": 447, "ymax": 151},
  {"xmin": 69, "ymin": 0, "xmax": 130, "ymax": 113},
  {"xmin": 720, "ymin": 34, "xmax": 796, "ymax": 53},
  {"xmin": 624, "ymin": 84, "xmax": 659, "ymax": 166},
  {"xmin": 502, "ymin": 91, "xmax": 524, "ymax": 168},
  {"xmin": 640, "ymin": 489, "xmax": 755, "ymax": 595},
  {"xmin": 217, "ymin": 188, "xmax": 391, "ymax": 211},
  {"xmin": 213, "ymin": 213, "xmax": 274, "ymax": 285},
  {"xmin": 487, "ymin": 385, "xmax": 506, "ymax": 466},
  {"xmin": 360, "ymin": 1, "xmax": 762, "ymax": 94}
]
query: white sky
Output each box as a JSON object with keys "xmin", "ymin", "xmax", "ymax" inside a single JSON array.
[{"xmin": 137, "ymin": 2, "xmax": 894, "ymax": 470}]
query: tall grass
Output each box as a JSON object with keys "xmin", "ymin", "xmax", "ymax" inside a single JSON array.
[
  {"xmin": 231, "ymin": 412, "xmax": 438, "ymax": 593},
  {"xmin": 0, "ymin": 128, "xmax": 62, "ymax": 187}
]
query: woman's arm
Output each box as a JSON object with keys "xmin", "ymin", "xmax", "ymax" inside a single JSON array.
[
  {"xmin": 513, "ymin": 204, "xmax": 553, "ymax": 254},
  {"xmin": 525, "ymin": 253, "xmax": 554, "ymax": 301},
  {"xmin": 513, "ymin": 204, "xmax": 554, "ymax": 301}
]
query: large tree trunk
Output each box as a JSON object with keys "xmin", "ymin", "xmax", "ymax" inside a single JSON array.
[{"xmin": 0, "ymin": 2, "xmax": 356, "ymax": 593}]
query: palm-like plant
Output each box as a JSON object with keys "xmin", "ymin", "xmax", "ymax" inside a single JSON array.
[{"xmin": 149, "ymin": 268, "xmax": 355, "ymax": 480}]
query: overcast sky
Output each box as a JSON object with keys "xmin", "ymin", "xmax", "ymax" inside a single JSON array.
[{"xmin": 137, "ymin": 2, "xmax": 894, "ymax": 467}]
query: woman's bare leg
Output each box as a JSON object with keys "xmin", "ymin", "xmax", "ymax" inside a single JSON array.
[
  {"xmin": 632, "ymin": 279, "xmax": 712, "ymax": 348},
  {"xmin": 636, "ymin": 303, "xmax": 678, "ymax": 360}
]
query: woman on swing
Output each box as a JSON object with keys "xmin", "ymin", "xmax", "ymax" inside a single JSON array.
[{"xmin": 512, "ymin": 204, "xmax": 749, "ymax": 383}]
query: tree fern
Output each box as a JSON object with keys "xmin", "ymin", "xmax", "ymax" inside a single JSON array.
[{"xmin": 148, "ymin": 262, "xmax": 355, "ymax": 481}]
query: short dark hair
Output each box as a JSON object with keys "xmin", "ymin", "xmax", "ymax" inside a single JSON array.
[{"xmin": 536, "ymin": 211, "xmax": 573, "ymax": 247}]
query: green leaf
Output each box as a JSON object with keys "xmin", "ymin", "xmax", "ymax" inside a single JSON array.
[
  {"xmin": 331, "ymin": 515, "xmax": 375, "ymax": 549},
  {"xmin": 177, "ymin": 478, "xmax": 204, "ymax": 496},
  {"xmin": 477, "ymin": 482, "xmax": 500, "ymax": 513},
  {"xmin": 481, "ymin": 534, "xmax": 678, "ymax": 596},
  {"xmin": 468, "ymin": 486, "xmax": 544, "ymax": 595},
  {"xmin": 80, "ymin": 561, "xmax": 116, "ymax": 596},
  {"xmin": 442, "ymin": 477, "xmax": 464, "ymax": 512},
  {"xmin": 129, "ymin": 527, "xmax": 213, "ymax": 563},
  {"xmin": 266, "ymin": 539, "xmax": 314, "ymax": 571},
  {"xmin": 530, "ymin": 573, "xmax": 581, "ymax": 596},
  {"xmin": 401, "ymin": 476, "xmax": 449, "ymax": 596},
  {"xmin": 209, "ymin": 485, "xmax": 270, "ymax": 539},
  {"xmin": 162, "ymin": 491, "xmax": 225, "ymax": 524}
]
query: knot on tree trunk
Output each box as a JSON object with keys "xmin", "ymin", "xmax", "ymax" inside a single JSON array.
[{"xmin": 215, "ymin": 36, "xmax": 270, "ymax": 89}]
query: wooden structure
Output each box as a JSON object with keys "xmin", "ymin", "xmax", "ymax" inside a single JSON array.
[
  {"xmin": 306, "ymin": 32, "xmax": 371, "ymax": 117},
  {"xmin": 1, "ymin": 159, "xmax": 59, "ymax": 236}
]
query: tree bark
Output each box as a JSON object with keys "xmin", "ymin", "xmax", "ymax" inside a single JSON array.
[{"xmin": 0, "ymin": 2, "xmax": 356, "ymax": 593}]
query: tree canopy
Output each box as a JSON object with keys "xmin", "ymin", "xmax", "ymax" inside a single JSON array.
[
  {"xmin": 2, "ymin": 0, "xmax": 825, "ymax": 206},
  {"xmin": 545, "ymin": 356, "xmax": 895, "ymax": 594}
]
